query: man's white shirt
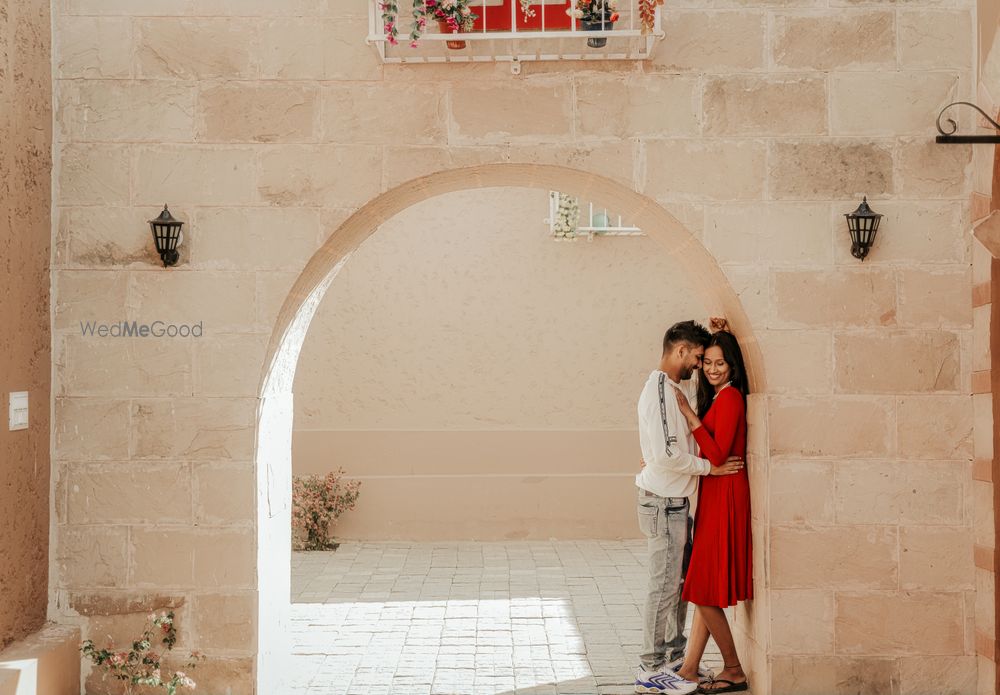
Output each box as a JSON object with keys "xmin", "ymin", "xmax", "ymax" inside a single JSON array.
[{"xmin": 635, "ymin": 370, "xmax": 711, "ymax": 498}]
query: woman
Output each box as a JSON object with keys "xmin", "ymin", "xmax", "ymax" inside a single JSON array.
[{"xmin": 673, "ymin": 328, "xmax": 752, "ymax": 694}]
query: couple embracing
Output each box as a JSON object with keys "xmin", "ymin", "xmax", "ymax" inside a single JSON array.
[{"xmin": 633, "ymin": 320, "xmax": 752, "ymax": 695}]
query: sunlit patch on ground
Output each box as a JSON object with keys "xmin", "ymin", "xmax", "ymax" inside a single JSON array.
[{"xmin": 290, "ymin": 541, "xmax": 724, "ymax": 694}]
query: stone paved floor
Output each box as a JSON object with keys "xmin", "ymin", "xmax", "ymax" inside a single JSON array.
[{"xmin": 290, "ymin": 541, "xmax": 725, "ymax": 694}]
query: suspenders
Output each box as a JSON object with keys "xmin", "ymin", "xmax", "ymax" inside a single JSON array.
[{"xmin": 657, "ymin": 373, "xmax": 679, "ymax": 456}]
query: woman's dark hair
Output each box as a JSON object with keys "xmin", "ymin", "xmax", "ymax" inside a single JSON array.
[{"xmin": 696, "ymin": 330, "xmax": 749, "ymax": 418}]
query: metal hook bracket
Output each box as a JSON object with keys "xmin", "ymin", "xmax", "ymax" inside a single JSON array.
[{"xmin": 936, "ymin": 101, "xmax": 1000, "ymax": 144}]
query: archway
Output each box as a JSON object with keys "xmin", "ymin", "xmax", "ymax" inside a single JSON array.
[{"xmin": 253, "ymin": 163, "xmax": 769, "ymax": 691}]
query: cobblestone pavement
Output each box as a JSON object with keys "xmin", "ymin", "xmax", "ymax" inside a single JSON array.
[{"xmin": 290, "ymin": 541, "xmax": 726, "ymax": 695}]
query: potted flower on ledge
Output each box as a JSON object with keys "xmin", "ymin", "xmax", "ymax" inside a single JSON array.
[
  {"xmin": 430, "ymin": 0, "xmax": 479, "ymax": 50},
  {"xmin": 568, "ymin": 0, "xmax": 619, "ymax": 47},
  {"xmin": 379, "ymin": 0, "xmax": 478, "ymax": 49}
]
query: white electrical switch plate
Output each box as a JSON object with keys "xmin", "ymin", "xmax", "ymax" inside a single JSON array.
[{"xmin": 9, "ymin": 392, "xmax": 28, "ymax": 431}]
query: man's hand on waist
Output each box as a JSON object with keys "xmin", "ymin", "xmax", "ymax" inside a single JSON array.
[{"xmin": 708, "ymin": 456, "xmax": 744, "ymax": 476}]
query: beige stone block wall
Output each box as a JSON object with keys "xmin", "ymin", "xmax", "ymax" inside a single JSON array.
[{"xmin": 48, "ymin": 0, "xmax": 982, "ymax": 693}]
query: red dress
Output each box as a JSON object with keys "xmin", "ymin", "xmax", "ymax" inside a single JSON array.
[{"xmin": 681, "ymin": 386, "xmax": 753, "ymax": 607}]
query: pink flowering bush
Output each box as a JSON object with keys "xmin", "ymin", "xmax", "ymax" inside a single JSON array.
[
  {"xmin": 379, "ymin": 0, "xmax": 421, "ymax": 46},
  {"xmin": 380, "ymin": 0, "xmax": 478, "ymax": 47},
  {"xmin": 292, "ymin": 470, "xmax": 361, "ymax": 550},
  {"xmin": 80, "ymin": 611, "xmax": 204, "ymax": 695}
]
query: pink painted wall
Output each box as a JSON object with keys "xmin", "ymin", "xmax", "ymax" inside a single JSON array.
[
  {"xmin": 0, "ymin": 0, "xmax": 52, "ymax": 650},
  {"xmin": 982, "ymin": 0, "xmax": 999, "ymax": 74}
]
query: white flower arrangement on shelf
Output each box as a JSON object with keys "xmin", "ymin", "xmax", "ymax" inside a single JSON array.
[
  {"xmin": 551, "ymin": 192, "xmax": 580, "ymax": 241},
  {"xmin": 519, "ymin": 0, "xmax": 536, "ymax": 19}
]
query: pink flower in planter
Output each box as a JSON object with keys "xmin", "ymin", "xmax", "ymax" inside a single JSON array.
[{"xmin": 292, "ymin": 470, "xmax": 361, "ymax": 551}]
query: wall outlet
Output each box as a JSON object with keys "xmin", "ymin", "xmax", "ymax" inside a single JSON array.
[{"xmin": 9, "ymin": 391, "xmax": 28, "ymax": 431}]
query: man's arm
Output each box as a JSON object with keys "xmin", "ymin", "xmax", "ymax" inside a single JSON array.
[{"xmin": 644, "ymin": 374, "xmax": 711, "ymax": 476}]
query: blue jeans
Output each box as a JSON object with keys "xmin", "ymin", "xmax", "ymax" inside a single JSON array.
[{"xmin": 637, "ymin": 490, "xmax": 692, "ymax": 670}]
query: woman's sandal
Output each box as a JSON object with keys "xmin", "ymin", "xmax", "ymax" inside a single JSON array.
[{"xmin": 697, "ymin": 678, "xmax": 749, "ymax": 693}]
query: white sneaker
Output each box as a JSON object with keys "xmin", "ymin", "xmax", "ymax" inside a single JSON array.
[
  {"xmin": 634, "ymin": 664, "xmax": 699, "ymax": 694},
  {"xmin": 666, "ymin": 656, "xmax": 715, "ymax": 683}
]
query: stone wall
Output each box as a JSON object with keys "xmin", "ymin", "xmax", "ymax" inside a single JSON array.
[
  {"xmin": 50, "ymin": 0, "xmax": 978, "ymax": 693},
  {"xmin": 0, "ymin": 0, "xmax": 52, "ymax": 651}
]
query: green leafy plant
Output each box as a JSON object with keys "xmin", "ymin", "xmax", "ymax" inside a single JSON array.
[
  {"xmin": 80, "ymin": 612, "xmax": 203, "ymax": 695},
  {"xmin": 292, "ymin": 470, "xmax": 361, "ymax": 550}
]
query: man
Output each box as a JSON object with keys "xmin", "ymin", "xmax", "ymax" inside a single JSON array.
[{"xmin": 633, "ymin": 320, "xmax": 743, "ymax": 695}]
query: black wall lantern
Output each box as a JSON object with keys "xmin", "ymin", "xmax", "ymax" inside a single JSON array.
[
  {"xmin": 149, "ymin": 205, "xmax": 183, "ymax": 267},
  {"xmin": 844, "ymin": 197, "xmax": 883, "ymax": 262}
]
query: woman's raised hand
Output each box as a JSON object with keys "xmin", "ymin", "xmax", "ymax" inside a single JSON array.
[{"xmin": 672, "ymin": 386, "xmax": 693, "ymax": 415}]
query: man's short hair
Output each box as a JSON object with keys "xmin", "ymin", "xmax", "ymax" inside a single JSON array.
[{"xmin": 663, "ymin": 320, "xmax": 711, "ymax": 354}]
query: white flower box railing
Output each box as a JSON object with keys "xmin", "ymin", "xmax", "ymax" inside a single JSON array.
[{"xmin": 368, "ymin": 0, "xmax": 663, "ymax": 66}]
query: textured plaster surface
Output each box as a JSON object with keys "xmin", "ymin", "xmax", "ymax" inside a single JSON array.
[
  {"xmin": 0, "ymin": 0, "xmax": 52, "ymax": 651},
  {"xmin": 295, "ymin": 189, "xmax": 707, "ymax": 432}
]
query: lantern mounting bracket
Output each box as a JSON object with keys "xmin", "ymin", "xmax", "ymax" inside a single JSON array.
[{"xmin": 936, "ymin": 102, "xmax": 1000, "ymax": 144}]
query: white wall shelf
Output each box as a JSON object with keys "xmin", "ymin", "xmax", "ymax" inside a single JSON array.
[{"xmin": 547, "ymin": 192, "xmax": 644, "ymax": 242}]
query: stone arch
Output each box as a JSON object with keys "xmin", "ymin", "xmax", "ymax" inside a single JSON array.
[{"xmin": 252, "ymin": 163, "xmax": 768, "ymax": 691}]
